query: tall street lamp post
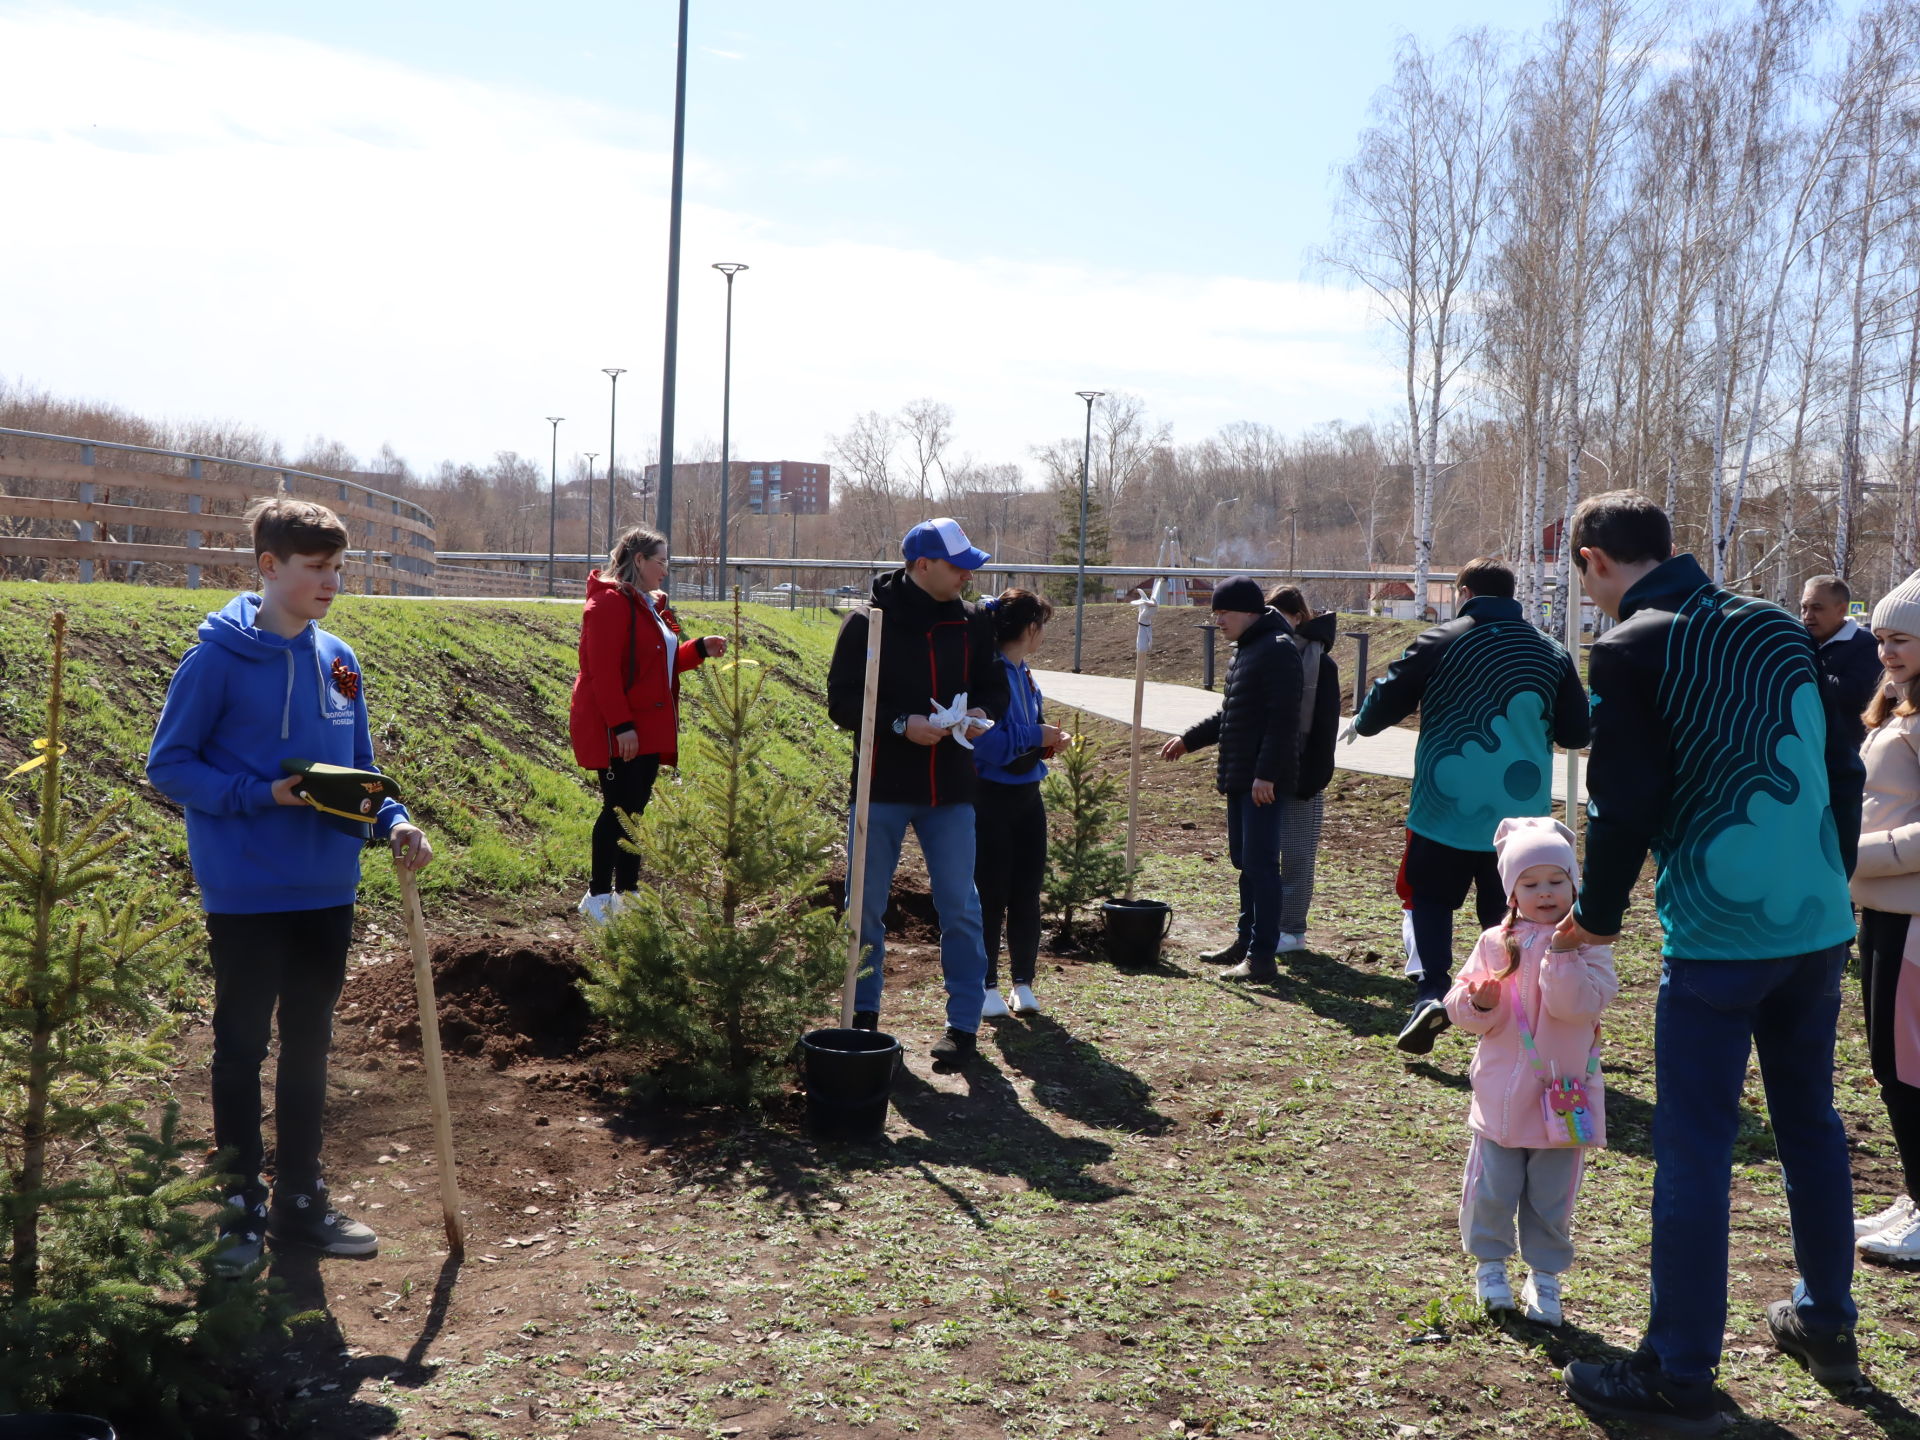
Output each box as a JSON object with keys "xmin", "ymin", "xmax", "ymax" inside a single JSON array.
[
  {"xmin": 655, "ymin": 0, "xmax": 691, "ymax": 564},
  {"xmin": 602, "ymin": 368, "xmax": 626, "ymax": 544},
  {"xmin": 1071, "ymin": 389, "xmax": 1104, "ymax": 674},
  {"xmin": 545, "ymin": 416, "xmax": 564, "ymax": 597},
  {"xmin": 712, "ymin": 261, "xmax": 748, "ymax": 601},
  {"xmin": 582, "ymin": 451, "xmax": 600, "ymax": 573}
]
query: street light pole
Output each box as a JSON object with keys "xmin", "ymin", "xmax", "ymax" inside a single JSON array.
[
  {"xmin": 545, "ymin": 417, "xmax": 564, "ymax": 597},
  {"xmin": 1071, "ymin": 389, "xmax": 1104, "ymax": 674},
  {"xmin": 582, "ymin": 452, "xmax": 600, "ymax": 574},
  {"xmin": 712, "ymin": 262, "xmax": 748, "ymax": 602},
  {"xmin": 602, "ymin": 368, "xmax": 626, "ymax": 544},
  {"xmin": 656, "ymin": 0, "xmax": 691, "ymax": 563}
]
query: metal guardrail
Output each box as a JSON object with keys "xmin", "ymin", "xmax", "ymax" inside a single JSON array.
[
  {"xmin": 0, "ymin": 427, "xmax": 436, "ymax": 594},
  {"xmin": 438, "ymin": 551, "xmax": 1457, "ymax": 584}
]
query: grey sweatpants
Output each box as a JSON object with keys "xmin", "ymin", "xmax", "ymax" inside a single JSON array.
[
  {"xmin": 1460, "ymin": 1133, "xmax": 1585, "ymax": 1274},
  {"xmin": 1277, "ymin": 792, "xmax": 1324, "ymax": 936}
]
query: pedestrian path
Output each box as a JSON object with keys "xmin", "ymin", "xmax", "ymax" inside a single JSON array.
[{"xmin": 1032, "ymin": 669, "xmax": 1588, "ymax": 803}]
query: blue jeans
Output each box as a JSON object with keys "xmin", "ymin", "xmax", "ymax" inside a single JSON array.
[
  {"xmin": 851, "ymin": 800, "xmax": 989, "ymax": 1032},
  {"xmin": 1226, "ymin": 790, "xmax": 1285, "ymax": 962},
  {"xmin": 1647, "ymin": 945, "xmax": 1856, "ymax": 1379}
]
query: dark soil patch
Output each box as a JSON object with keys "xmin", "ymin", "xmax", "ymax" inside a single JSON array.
[
  {"xmin": 339, "ymin": 932, "xmax": 599, "ymax": 1069},
  {"xmin": 819, "ymin": 873, "xmax": 942, "ymax": 943}
]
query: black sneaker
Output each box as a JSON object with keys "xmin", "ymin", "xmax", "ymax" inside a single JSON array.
[
  {"xmin": 1395, "ymin": 998, "xmax": 1451, "ymax": 1056},
  {"xmin": 1221, "ymin": 957, "xmax": 1281, "ymax": 982},
  {"xmin": 270, "ymin": 1180, "xmax": 379, "ymax": 1257},
  {"xmin": 1767, "ymin": 1298, "xmax": 1863, "ymax": 1386},
  {"xmin": 1564, "ymin": 1353, "xmax": 1724, "ymax": 1435},
  {"xmin": 851, "ymin": 1010, "xmax": 880, "ymax": 1032},
  {"xmin": 930, "ymin": 1027, "xmax": 977, "ymax": 1072},
  {"xmin": 212, "ymin": 1182, "xmax": 268, "ymax": 1278},
  {"xmin": 1198, "ymin": 940, "xmax": 1246, "ymax": 966}
]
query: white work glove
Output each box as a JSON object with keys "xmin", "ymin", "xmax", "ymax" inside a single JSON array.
[
  {"xmin": 927, "ymin": 692, "xmax": 993, "ymax": 750},
  {"xmin": 1338, "ymin": 719, "xmax": 1359, "ymax": 747}
]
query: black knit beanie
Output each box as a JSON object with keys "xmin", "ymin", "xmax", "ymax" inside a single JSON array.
[{"xmin": 1210, "ymin": 575, "xmax": 1267, "ymax": 614}]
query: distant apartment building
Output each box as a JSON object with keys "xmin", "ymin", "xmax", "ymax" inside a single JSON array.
[{"xmin": 641, "ymin": 460, "xmax": 831, "ymax": 514}]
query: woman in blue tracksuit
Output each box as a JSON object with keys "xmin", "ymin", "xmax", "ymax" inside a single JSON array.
[{"xmin": 971, "ymin": 589, "xmax": 1068, "ymax": 1018}]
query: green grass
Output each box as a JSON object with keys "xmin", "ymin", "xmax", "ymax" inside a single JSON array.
[{"xmin": 0, "ymin": 584, "xmax": 850, "ymax": 919}]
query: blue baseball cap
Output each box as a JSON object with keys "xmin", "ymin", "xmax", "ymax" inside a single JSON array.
[{"xmin": 901, "ymin": 517, "xmax": 991, "ymax": 570}]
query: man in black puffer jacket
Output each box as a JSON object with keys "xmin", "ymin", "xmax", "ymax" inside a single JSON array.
[{"xmin": 1159, "ymin": 575, "xmax": 1304, "ymax": 981}]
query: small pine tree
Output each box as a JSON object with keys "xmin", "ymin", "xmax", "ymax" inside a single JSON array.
[
  {"xmin": 1041, "ymin": 711, "xmax": 1133, "ymax": 943},
  {"xmin": 1046, "ymin": 479, "xmax": 1111, "ymax": 605},
  {"xmin": 0, "ymin": 612, "xmax": 279, "ymax": 1425},
  {"xmin": 583, "ymin": 597, "xmax": 846, "ymax": 1107}
]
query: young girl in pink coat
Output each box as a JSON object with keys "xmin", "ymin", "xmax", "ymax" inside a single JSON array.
[{"xmin": 1445, "ymin": 816, "xmax": 1618, "ymax": 1326}]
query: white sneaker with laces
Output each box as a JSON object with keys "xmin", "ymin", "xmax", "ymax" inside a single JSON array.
[
  {"xmin": 1855, "ymin": 1193, "xmax": 1915, "ymax": 1239},
  {"xmin": 1520, "ymin": 1270, "xmax": 1563, "ymax": 1326},
  {"xmin": 1274, "ymin": 932, "xmax": 1306, "ymax": 954},
  {"xmin": 980, "ymin": 988, "xmax": 1010, "ymax": 1020},
  {"xmin": 577, "ymin": 891, "xmax": 616, "ymax": 923},
  {"xmin": 1476, "ymin": 1260, "xmax": 1514, "ymax": 1312},
  {"xmin": 1010, "ymin": 984, "xmax": 1040, "ymax": 1015},
  {"xmin": 1858, "ymin": 1207, "xmax": 1920, "ymax": 1261}
]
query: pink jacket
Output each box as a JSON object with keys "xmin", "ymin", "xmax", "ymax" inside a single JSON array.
[{"xmin": 1444, "ymin": 920, "xmax": 1619, "ymax": 1149}]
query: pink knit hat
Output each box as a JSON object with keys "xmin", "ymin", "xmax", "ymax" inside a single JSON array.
[{"xmin": 1493, "ymin": 816, "xmax": 1579, "ymax": 899}]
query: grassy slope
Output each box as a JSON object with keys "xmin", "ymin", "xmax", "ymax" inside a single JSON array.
[{"xmin": 0, "ymin": 584, "xmax": 850, "ymax": 922}]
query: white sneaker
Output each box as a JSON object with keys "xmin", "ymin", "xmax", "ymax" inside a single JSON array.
[
  {"xmin": 1274, "ymin": 932, "xmax": 1307, "ymax": 954},
  {"xmin": 980, "ymin": 988, "xmax": 1010, "ymax": 1020},
  {"xmin": 1010, "ymin": 984, "xmax": 1040, "ymax": 1015},
  {"xmin": 1520, "ymin": 1270, "xmax": 1563, "ymax": 1326},
  {"xmin": 1476, "ymin": 1260, "xmax": 1514, "ymax": 1312},
  {"xmin": 1855, "ymin": 1193, "xmax": 1915, "ymax": 1239},
  {"xmin": 577, "ymin": 891, "xmax": 617, "ymax": 924},
  {"xmin": 1858, "ymin": 1207, "xmax": 1920, "ymax": 1261}
]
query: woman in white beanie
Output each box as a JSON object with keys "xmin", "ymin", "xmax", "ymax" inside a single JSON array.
[{"xmin": 1849, "ymin": 575, "xmax": 1920, "ymax": 1260}]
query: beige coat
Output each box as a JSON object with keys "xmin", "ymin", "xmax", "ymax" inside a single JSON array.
[{"xmin": 1853, "ymin": 712, "xmax": 1920, "ymax": 915}]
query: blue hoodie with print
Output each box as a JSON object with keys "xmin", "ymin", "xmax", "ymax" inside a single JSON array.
[{"xmin": 147, "ymin": 594, "xmax": 408, "ymax": 914}]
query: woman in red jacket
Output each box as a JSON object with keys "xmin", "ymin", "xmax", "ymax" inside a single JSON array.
[{"xmin": 570, "ymin": 526, "xmax": 726, "ymax": 919}]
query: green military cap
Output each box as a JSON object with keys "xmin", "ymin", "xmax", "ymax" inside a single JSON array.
[{"xmin": 281, "ymin": 758, "xmax": 403, "ymax": 825}]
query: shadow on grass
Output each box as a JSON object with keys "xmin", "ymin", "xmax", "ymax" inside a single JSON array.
[
  {"xmin": 986, "ymin": 1011, "xmax": 1173, "ymax": 1137},
  {"xmin": 628, "ymin": 1044, "xmax": 1137, "ymax": 1221}
]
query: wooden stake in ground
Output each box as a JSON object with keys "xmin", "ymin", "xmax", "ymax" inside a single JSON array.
[
  {"xmin": 398, "ymin": 863, "xmax": 466, "ymax": 1258},
  {"xmin": 1124, "ymin": 581, "xmax": 1163, "ymax": 898},
  {"xmin": 840, "ymin": 607, "xmax": 885, "ymax": 1027}
]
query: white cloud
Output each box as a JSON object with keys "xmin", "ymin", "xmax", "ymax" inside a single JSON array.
[{"xmin": 0, "ymin": 5, "xmax": 1392, "ymax": 481}]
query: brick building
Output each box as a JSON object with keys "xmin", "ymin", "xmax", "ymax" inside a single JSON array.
[{"xmin": 643, "ymin": 460, "xmax": 832, "ymax": 515}]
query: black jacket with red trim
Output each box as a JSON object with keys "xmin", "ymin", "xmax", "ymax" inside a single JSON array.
[{"xmin": 827, "ymin": 568, "xmax": 1009, "ymax": 808}]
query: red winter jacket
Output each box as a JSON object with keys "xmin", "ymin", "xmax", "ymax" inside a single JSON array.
[{"xmin": 569, "ymin": 570, "xmax": 709, "ymax": 770}]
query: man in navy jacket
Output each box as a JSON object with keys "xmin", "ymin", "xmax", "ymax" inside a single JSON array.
[{"xmin": 1802, "ymin": 574, "xmax": 1878, "ymax": 875}]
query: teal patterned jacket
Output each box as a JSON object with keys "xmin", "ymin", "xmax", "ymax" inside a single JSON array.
[
  {"xmin": 1354, "ymin": 595, "xmax": 1590, "ymax": 852},
  {"xmin": 1572, "ymin": 553, "xmax": 1855, "ymax": 960}
]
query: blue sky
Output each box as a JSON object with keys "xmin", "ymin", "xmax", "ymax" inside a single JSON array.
[{"xmin": 4, "ymin": 0, "xmax": 1555, "ymax": 475}]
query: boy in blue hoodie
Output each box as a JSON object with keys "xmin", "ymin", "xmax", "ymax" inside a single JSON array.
[{"xmin": 148, "ymin": 498, "xmax": 431, "ymax": 1273}]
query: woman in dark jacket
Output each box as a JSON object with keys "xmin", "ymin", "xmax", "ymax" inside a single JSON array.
[
  {"xmin": 568, "ymin": 526, "xmax": 726, "ymax": 920},
  {"xmin": 969, "ymin": 590, "xmax": 1068, "ymax": 1017},
  {"xmin": 1270, "ymin": 586, "xmax": 1341, "ymax": 952}
]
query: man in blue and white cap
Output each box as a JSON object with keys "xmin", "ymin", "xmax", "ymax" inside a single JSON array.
[{"xmin": 827, "ymin": 518, "xmax": 1010, "ymax": 1070}]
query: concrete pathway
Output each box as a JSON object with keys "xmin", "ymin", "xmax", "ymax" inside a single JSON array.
[{"xmin": 1033, "ymin": 668, "xmax": 1588, "ymax": 804}]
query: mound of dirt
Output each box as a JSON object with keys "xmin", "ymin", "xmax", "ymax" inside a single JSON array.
[
  {"xmin": 819, "ymin": 876, "xmax": 941, "ymax": 942},
  {"xmin": 341, "ymin": 932, "xmax": 599, "ymax": 1069}
]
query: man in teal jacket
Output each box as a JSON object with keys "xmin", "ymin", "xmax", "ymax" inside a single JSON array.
[
  {"xmin": 1557, "ymin": 491, "xmax": 1862, "ymax": 1430},
  {"xmin": 1353, "ymin": 556, "xmax": 1589, "ymax": 1054}
]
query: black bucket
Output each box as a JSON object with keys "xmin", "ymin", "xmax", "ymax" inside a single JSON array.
[
  {"xmin": 1101, "ymin": 898, "xmax": 1173, "ymax": 967},
  {"xmin": 0, "ymin": 1419, "xmax": 116, "ymax": 1440},
  {"xmin": 800, "ymin": 1028, "xmax": 900, "ymax": 1142}
]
